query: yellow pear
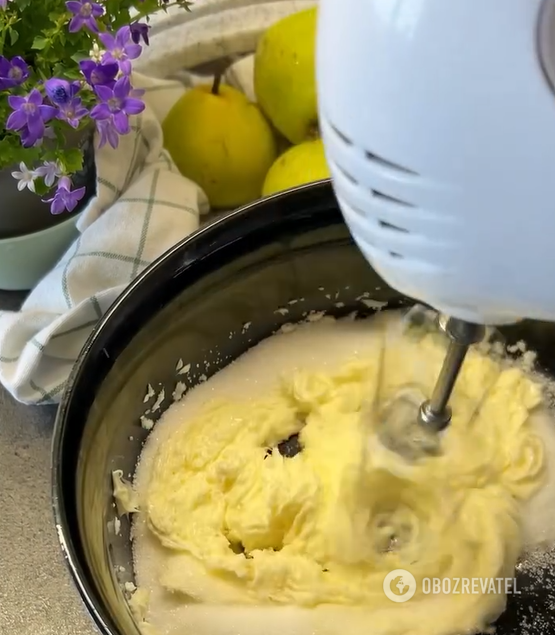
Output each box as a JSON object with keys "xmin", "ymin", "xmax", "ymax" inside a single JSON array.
[
  {"xmin": 254, "ymin": 8, "xmax": 318, "ymax": 144},
  {"xmin": 262, "ymin": 138, "xmax": 330, "ymax": 197},
  {"xmin": 163, "ymin": 79, "xmax": 277, "ymax": 209}
]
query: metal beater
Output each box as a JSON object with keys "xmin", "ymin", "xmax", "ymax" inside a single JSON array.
[{"xmin": 376, "ymin": 315, "xmax": 486, "ymax": 461}]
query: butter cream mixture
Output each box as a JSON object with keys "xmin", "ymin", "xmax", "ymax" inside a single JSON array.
[{"xmin": 132, "ymin": 311, "xmax": 552, "ymax": 635}]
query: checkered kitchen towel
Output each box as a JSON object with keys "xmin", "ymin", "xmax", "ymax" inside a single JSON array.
[{"xmin": 0, "ymin": 60, "xmax": 257, "ymax": 405}]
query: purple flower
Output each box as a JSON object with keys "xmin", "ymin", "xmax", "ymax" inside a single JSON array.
[
  {"xmin": 0, "ymin": 56, "xmax": 29, "ymax": 90},
  {"xmin": 90, "ymin": 75, "xmax": 145, "ymax": 134},
  {"xmin": 33, "ymin": 161, "xmax": 62, "ymax": 188},
  {"xmin": 79, "ymin": 59, "xmax": 118, "ymax": 88},
  {"xmin": 44, "ymin": 77, "xmax": 80, "ymax": 106},
  {"xmin": 44, "ymin": 176, "xmax": 86, "ymax": 215},
  {"xmin": 99, "ymin": 26, "xmax": 142, "ymax": 75},
  {"xmin": 66, "ymin": 0, "xmax": 104, "ymax": 33},
  {"xmin": 130, "ymin": 22, "xmax": 150, "ymax": 46},
  {"xmin": 6, "ymin": 90, "xmax": 57, "ymax": 148},
  {"xmin": 59, "ymin": 98, "xmax": 89, "ymax": 128},
  {"xmin": 0, "ymin": 0, "xmax": 12, "ymax": 9},
  {"xmin": 44, "ymin": 78, "xmax": 88, "ymax": 128},
  {"xmin": 130, "ymin": 85, "xmax": 145, "ymax": 100},
  {"xmin": 96, "ymin": 117, "xmax": 120, "ymax": 149}
]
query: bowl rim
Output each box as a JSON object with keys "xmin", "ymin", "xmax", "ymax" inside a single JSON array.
[{"xmin": 50, "ymin": 179, "xmax": 335, "ymax": 635}]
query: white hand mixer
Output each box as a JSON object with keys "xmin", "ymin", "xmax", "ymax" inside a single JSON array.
[{"xmin": 317, "ymin": 0, "xmax": 555, "ymax": 450}]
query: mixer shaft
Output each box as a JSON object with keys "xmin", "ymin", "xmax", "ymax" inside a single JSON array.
[{"xmin": 417, "ymin": 317, "xmax": 486, "ymax": 432}]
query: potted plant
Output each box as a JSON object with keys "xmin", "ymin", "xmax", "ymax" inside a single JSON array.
[{"xmin": 0, "ymin": 0, "xmax": 191, "ymax": 290}]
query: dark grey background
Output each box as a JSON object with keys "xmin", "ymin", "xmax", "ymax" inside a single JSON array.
[{"xmin": 0, "ymin": 290, "xmax": 95, "ymax": 635}]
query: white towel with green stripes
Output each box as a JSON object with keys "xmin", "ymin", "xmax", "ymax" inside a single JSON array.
[{"xmin": 0, "ymin": 63, "xmax": 256, "ymax": 405}]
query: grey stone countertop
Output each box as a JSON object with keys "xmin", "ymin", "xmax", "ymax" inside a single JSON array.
[{"xmin": 0, "ymin": 290, "xmax": 96, "ymax": 635}]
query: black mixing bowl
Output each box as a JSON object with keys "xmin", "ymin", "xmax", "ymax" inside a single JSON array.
[{"xmin": 52, "ymin": 180, "xmax": 555, "ymax": 635}]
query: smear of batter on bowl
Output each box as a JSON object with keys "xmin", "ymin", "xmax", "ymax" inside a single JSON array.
[
  {"xmin": 112, "ymin": 469, "xmax": 139, "ymax": 514},
  {"xmin": 130, "ymin": 310, "xmax": 555, "ymax": 635}
]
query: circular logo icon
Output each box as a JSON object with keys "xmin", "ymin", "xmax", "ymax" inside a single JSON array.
[{"xmin": 383, "ymin": 569, "xmax": 417, "ymax": 603}]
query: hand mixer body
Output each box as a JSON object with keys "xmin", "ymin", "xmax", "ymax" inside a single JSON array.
[{"xmin": 317, "ymin": 0, "xmax": 555, "ymax": 326}]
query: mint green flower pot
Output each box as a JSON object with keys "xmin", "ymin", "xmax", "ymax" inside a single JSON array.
[
  {"xmin": 0, "ymin": 132, "xmax": 95, "ymax": 291},
  {"xmin": 0, "ymin": 211, "xmax": 81, "ymax": 291}
]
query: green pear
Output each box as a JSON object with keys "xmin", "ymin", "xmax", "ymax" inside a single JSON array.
[
  {"xmin": 163, "ymin": 78, "xmax": 277, "ymax": 209},
  {"xmin": 262, "ymin": 139, "xmax": 330, "ymax": 196},
  {"xmin": 254, "ymin": 8, "xmax": 318, "ymax": 145}
]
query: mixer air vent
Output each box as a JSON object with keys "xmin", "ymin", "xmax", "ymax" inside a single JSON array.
[
  {"xmin": 328, "ymin": 121, "xmax": 419, "ymax": 176},
  {"xmin": 329, "ymin": 123, "xmax": 353, "ymax": 146},
  {"xmin": 364, "ymin": 151, "xmax": 417, "ymax": 176},
  {"xmin": 372, "ymin": 189, "xmax": 414, "ymax": 208},
  {"xmin": 333, "ymin": 161, "xmax": 359, "ymax": 185},
  {"xmin": 379, "ymin": 220, "xmax": 408, "ymax": 233}
]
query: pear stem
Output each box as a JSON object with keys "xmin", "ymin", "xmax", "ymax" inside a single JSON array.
[
  {"xmin": 307, "ymin": 121, "xmax": 320, "ymax": 140},
  {"xmin": 211, "ymin": 71, "xmax": 222, "ymax": 95}
]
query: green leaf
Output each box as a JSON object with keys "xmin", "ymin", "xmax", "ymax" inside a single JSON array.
[
  {"xmin": 33, "ymin": 178, "xmax": 52, "ymax": 196},
  {"xmin": 60, "ymin": 147, "xmax": 84, "ymax": 174},
  {"xmin": 70, "ymin": 52, "xmax": 87, "ymax": 64},
  {"xmin": 31, "ymin": 36, "xmax": 48, "ymax": 50},
  {"xmin": 8, "ymin": 28, "xmax": 19, "ymax": 46},
  {"xmin": 0, "ymin": 136, "xmax": 42, "ymax": 171}
]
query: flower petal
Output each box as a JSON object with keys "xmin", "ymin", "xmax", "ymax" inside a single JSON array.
[
  {"xmin": 68, "ymin": 16, "xmax": 83, "ymax": 33},
  {"xmin": 94, "ymin": 83, "xmax": 113, "ymax": 102},
  {"xmin": 119, "ymin": 59, "xmax": 132, "ymax": 76},
  {"xmin": 11, "ymin": 57, "xmax": 29, "ymax": 73},
  {"xmin": 79, "ymin": 59, "xmax": 95, "ymax": 76},
  {"xmin": 51, "ymin": 196, "xmax": 66, "ymax": 215},
  {"xmin": 67, "ymin": 186, "xmax": 86, "ymax": 212},
  {"xmin": 113, "ymin": 110, "xmax": 130, "ymax": 134},
  {"xmin": 101, "ymin": 61, "xmax": 119, "ymax": 80},
  {"xmin": 58, "ymin": 176, "xmax": 72, "ymax": 191},
  {"xmin": 69, "ymin": 81, "xmax": 81, "ymax": 97},
  {"xmin": 130, "ymin": 87, "xmax": 145, "ymax": 99},
  {"xmin": 90, "ymin": 62, "xmax": 119, "ymax": 87},
  {"xmin": 116, "ymin": 26, "xmax": 131, "ymax": 47},
  {"xmin": 65, "ymin": 1, "xmax": 83, "ymax": 13},
  {"xmin": 99, "ymin": 31, "xmax": 116, "ymax": 50},
  {"xmin": 90, "ymin": 103, "xmax": 111, "ymax": 120},
  {"xmin": 6, "ymin": 110, "xmax": 26, "ymax": 130},
  {"xmin": 27, "ymin": 89, "xmax": 43, "ymax": 106},
  {"xmin": 91, "ymin": 3, "xmax": 104, "ymax": 17},
  {"xmin": 94, "ymin": 84, "xmax": 115, "ymax": 101},
  {"xmin": 107, "ymin": 127, "xmax": 119, "ymax": 148},
  {"xmin": 113, "ymin": 75, "xmax": 130, "ymax": 100},
  {"xmin": 97, "ymin": 119, "xmax": 120, "ymax": 149},
  {"xmin": 26, "ymin": 113, "xmax": 44, "ymax": 139},
  {"xmin": 85, "ymin": 16, "xmax": 99, "ymax": 33},
  {"xmin": 21, "ymin": 127, "xmax": 39, "ymax": 147},
  {"xmin": 123, "ymin": 97, "xmax": 145, "ymax": 116},
  {"xmin": 8, "ymin": 94, "xmax": 25, "ymax": 109},
  {"xmin": 39, "ymin": 104, "xmax": 58, "ymax": 122},
  {"xmin": 0, "ymin": 55, "xmax": 11, "ymax": 75},
  {"xmin": 124, "ymin": 43, "xmax": 142, "ymax": 60}
]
